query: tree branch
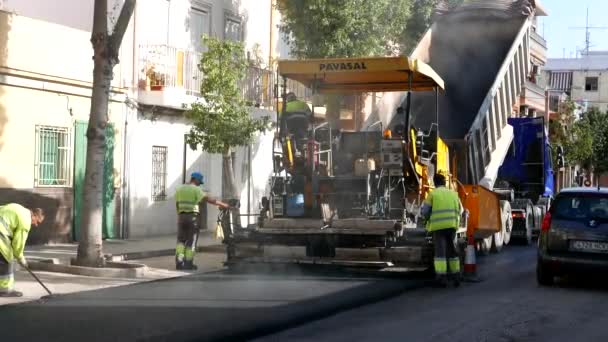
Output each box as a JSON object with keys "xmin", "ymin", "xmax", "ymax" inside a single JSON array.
[
  {"xmin": 109, "ymin": 0, "xmax": 136, "ymax": 60},
  {"xmin": 92, "ymin": 0, "xmax": 108, "ymax": 36}
]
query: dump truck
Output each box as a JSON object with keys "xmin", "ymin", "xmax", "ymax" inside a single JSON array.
[
  {"xmin": 393, "ymin": 0, "xmax": 550, "ymax": 255},
  {"xmin": 221, "ymin": 0, "xmax": 549, "ymax": 269},
  {"xmin": 496, "ymin": 117, "xmax": 554, "ymax": 244}
]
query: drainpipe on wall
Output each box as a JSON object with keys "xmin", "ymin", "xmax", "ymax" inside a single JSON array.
[
  {"xmin": 182, "ymin": 133, "xmax": 187, "ymax": 184},
  {"xmin": 120, "ymin": 2, "xmax": 138, "ymax": 240},
  {"xmin": 269, "ymin": 0, "xmax": 275, "ymax": 67}
]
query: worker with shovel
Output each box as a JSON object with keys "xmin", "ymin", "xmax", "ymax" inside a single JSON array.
[{"xmin": 0, "ymin": 204, "xmax": 45, "ymax": 297}]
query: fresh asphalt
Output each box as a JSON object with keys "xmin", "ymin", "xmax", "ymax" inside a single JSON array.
[
  {"xmin": 0, "ymin": 264, "xmax": 429, "ymax": 341},
  {"xmin": 4, "ymin": 243, "xmax": 608, "ymax": 341},
  {"xmin": 256, "ymin": 244, "xmax": 608, "ymax": 342}
]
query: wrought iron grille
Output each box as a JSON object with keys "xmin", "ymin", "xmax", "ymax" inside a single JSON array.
[
  {"xmin": 35, "ymin": 126, "xmax": 71, "ymax": 187},
  {"xmin": 152, "ymin": 146, "xmax": 168, "ymax": 201}
]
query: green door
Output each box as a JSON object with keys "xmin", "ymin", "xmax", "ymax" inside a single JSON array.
[{"xmin": 73, "ymin": 121, "xmax": 116, "ymax": 241}]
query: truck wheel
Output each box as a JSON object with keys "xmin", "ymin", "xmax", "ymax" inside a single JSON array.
[
  {"xmin": 478, "ymin": 236, "xmax": 492, "ymax": 256},
  {"xmin": 491, "ymin": 223, "xmax": 504, "ymax": 253},
  {"xmin": 525, "ymin": 222, "xmax": 533, "ymax": 245},
  {"xmin": 525, "ymin": 205, "xmax": 534, "ymax": 245},
  {"xmin": 512, "ymin": 200, "xmax": 533, "ymax": 245},
  {"xmin": 500, "ymin": 201, "xmax": 512, "ymax": 246}
]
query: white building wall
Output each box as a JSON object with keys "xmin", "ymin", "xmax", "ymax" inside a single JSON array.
[
  {"xmin": 571, "ymin": 70, "xmax": 608, "ymax": 112},
  {"xmin": 127, "ymin": 0, "xmax": 288, "ymax": 237},
  {"xmin": 126, "ymin": 113, "xmax": 223, "ymax": 237}
]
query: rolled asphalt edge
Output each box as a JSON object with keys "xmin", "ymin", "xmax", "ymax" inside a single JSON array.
[{"xmin": 157, "ymin": 277, "xmax": 428, "ymax": 342}]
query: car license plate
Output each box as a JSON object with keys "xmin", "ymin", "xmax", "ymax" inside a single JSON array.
[{"xmin": 569, "ymin": 240, "xmax": 608, "ymax": 254}]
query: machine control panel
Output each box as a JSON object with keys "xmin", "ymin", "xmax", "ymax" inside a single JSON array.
[{"xmin": 381, "ymin": 140, "xmax": 404, "ymax": 169}]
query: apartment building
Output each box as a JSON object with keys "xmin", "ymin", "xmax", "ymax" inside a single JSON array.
[
  {"xmin": 125, "ymin": 0, "xmax": 289, "ymax": 237},
  {"xmin": 0, "ymin": 0, "xmax": 291, "ymax": 242},
  {"xmin": 517, "ymin": 16, "xmax": 548, "ymax": 120},
  {"xmin": 0, "ymin": 1, "xmax": 134, "ymax": 243},
  {"xmin": 543, "ymin": 51, "xmax": 608, "ymax": 114}
]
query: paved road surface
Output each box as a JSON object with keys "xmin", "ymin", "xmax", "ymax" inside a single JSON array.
[
  {"xmin": 257, "ymin": 244, "xmax": 608, "ymax": 342},
  {"xmin": 3, "ymin": 243, "xmax": 608, "ymax": 341},
  {"xmin": 0, "ymin": 265, "xmax": 426, "ymax": 341}
]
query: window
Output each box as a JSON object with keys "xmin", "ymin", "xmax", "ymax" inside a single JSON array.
[
  {"xmin": 553, "ymin": 193, "xmax": 608, "ymax": 222},
  {"xmin": 190, "ymin": 3, "xmax": 211, "ymax": 52},
  {"xmin": 35, "ymin": 126, "xmax": 71, "ymax": 187},
  {"xmin": 585, "ymin": 77, "xmax": 598, "ymax": 91},
  {"xmin": 152, "ymin": 146, "xmax": 168, "ymax": 201},
  {"xmin": 224, "ymin": 12, "xmax": 242, "ymax": 41}
]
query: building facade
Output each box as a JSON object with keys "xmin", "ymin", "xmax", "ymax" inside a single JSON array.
[
  {"xmin": 0, "ymin": 1, "xmax": 134, "ymax": 243},
  {"xmin": 542, "ymin": 51, "xmax": 608, "ymax": 114},
  {"xmin": 0, "ymin": 0, "xmax": 292, "ymax": 242},
  {"xmin": 541, "ymin": 52, "xmax": 608, "ymax": 190},
  {"xmin": 517, "ymin": 16, "xmax": 548, "ymax": 120},
  {"xmin": 125, "ymin": 0, "xmax": 289, "ymax": 237}
]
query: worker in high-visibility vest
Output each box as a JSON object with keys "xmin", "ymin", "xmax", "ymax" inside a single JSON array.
[
  {"xmin": 0, "ymin": 204, "xmax": 45, "ymax": 297},
  {"xmin": 421, "ymin": 173, "xmax": 463, "ymax": 287},
  {"xmin": 282, "ymin": 92, "xmax": 312, "ymax": 143},
  {"xmin": 174, "ymin": 172, "xmax": 230, "ymax": 270},
  {"xmin": 285, "ymin": 92, "xmax": 311, "ymax": 114}
]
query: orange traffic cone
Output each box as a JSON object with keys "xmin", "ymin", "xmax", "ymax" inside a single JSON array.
[{"xmin": 463, "ymin": 234, "xmax": 481, "ymax": 282}]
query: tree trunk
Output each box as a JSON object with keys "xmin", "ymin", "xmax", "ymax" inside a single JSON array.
[
  {"xmin": 222, "ymin": 151, "xmax": 238, "ymax": 200},
  {"xmin": 222, "ymin": 150, "xmax": 242, "ymax": 230},
  {"xmin": 75, "ymin": 0, "xmax": 135, "ymax": 267}
]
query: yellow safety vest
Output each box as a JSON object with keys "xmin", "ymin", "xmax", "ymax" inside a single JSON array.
[
  {"xmin": 175, "ymin": 184, "xmax": 206, "ymax": 214},
  {"xmin": 0, "ymin": 203, "xmax": 32, "ymax": 262},
  {"xmin": 285, "ymin": 100, "xmax": 310, "ymax": 114},
  {"xmin": 424, "ymin": 187, "xmax": 461, "ymax": 231}
]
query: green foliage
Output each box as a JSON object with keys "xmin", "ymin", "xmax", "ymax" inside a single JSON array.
[
  {"xmin": 577, "ymin": 108, "xmax": 608, "ymax": 173},
  {"xmin": 185, "ymin": 35, "xmax": 270, "ymax": 154},
  {"xmin": 553, "ymin": 101, "xmax": 608, "ymax": 174},
  {"xmin": 277, "ymin": 0, "xmax": 465, "ymax": 58},
  {"xmin": 278, "ymin": 0, "xmax": 410, "ymax": 58}
]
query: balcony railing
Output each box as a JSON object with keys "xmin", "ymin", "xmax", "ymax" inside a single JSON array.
[
  {"xmin": 139, "ymin": 44, "xmax": 275, "ymax": 109},
  {"xmin": 240, "ymin": 66, "xmax": 274, "ymax": 108},
  {"xmin": 139, "ymin": 44, "xmax": 202, "ymax": 96},
  {"xmin": 521, "ymin": 80, "xmax": 546, "ymax": 111},
  {"xmin": 530, "ymin": 30, "xmax": 547, "ymax": 64}
]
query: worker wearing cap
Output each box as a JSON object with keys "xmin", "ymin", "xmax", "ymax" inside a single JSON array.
[
  {"xmin": 0, "ymin": 204, "xmax": 45, "ymax": 297},
  {"xmin": 285, "ymin": 92, "xmax": 311, "ymax": 115},
  {"xmin": 421, "ymin": 173, "xmax": 463, "ymax": 287},
  {"xmin": 174, "ymin": 172, "xmax": 230, "ymax": 270}
]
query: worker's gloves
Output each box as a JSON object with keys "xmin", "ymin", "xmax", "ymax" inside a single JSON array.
[{"xmin": 17, "ymin": 258, "xmax": 28, "ymax": 268}]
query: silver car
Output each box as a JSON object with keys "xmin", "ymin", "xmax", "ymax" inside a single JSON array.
[{"xmin": 537, "ymin": 187, "xmax": 608, "ymax": 285}]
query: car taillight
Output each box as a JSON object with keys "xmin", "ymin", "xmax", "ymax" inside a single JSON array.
[
  {"xmin": 541, "ymin": 212, "xmax": 552, "ymax": 232},
  {"xmin": 512, "ymin": 212, "xmax": 525, "ymax": 218}
]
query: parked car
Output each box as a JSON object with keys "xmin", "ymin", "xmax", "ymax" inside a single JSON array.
[{"xmin": 537, "ymin": 187, "xmax": 608, "ymax": 285}]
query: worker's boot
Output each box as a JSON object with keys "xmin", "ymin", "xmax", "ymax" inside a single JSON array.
[
  {"xmin": 0, "ymin": 290, "xmax": 23, "ymax": 297},
  {"xmin": 183, "ymin": 260, "xmax": 198, "ymax": 271},
  {"xmin": 450, "ymin": 273, "xmax": 462, "ymax": 288},
  {"xmin": 434, "ymin": 275, "xmax": 449, "ymax": 288}
]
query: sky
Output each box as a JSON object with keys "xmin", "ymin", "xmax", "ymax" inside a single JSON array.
[{"xmin": 539, "ymin": 0, "xmax": 608, "ymax": 58}]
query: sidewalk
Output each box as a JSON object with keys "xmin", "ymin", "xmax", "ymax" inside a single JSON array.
[
  {"xmin": 25, "ymin": 230, "xmax": 222, "ymax": 264},
  {"xmin": 0, "ymin": 231, "xmax": 226, "ymax": 306}
]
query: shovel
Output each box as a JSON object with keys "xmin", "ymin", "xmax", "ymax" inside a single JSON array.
[{"xmin": 23, "ymin": 263, "xmax": 53, "ymax": 297}]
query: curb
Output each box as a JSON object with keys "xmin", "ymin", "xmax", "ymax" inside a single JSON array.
[
  {"xmin": 28, "ymin": 260, "xmax": 148, "ymax": 278},
  {"xmin": 104, "ymin": 244, "xmax": 225, "ymax": 262}
]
